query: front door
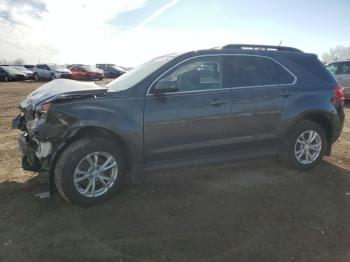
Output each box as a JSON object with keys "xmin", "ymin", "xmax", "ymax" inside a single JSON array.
[{"xmin": 144, "ymin": 56, "xmax": 232, "ymax": 163}]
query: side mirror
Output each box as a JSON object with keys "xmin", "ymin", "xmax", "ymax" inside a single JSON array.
[{"xmin": 153, "ymin": 79, "xmax": 178, "ymax": 94}]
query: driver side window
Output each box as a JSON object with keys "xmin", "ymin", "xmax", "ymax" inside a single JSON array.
[{"xmin": 157, "ymin": 57, "xmax": 223, "ymax": 93}]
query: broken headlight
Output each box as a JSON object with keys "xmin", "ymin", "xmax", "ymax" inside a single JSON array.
[{"xmin": 35, "ymin": 103, "xmax": 51, "ymax": 119}]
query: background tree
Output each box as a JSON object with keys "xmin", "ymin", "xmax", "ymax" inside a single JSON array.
[
  {"xmin": 322, "ymin": 45, "xmax": 350, "ymax": 63},
  {"xmin": 13, "ymin": 58, "xmax": 25, "ymax": 65},
  {"xmin": 0, "ymin": 58, "xmax": 25, "ymax": 65}
]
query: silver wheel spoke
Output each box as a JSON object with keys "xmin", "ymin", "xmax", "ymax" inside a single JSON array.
[
  {"xmin": 101, "ymin": 161, "xmax": 117, "ymax": 172},
  {"xmin": 297, "ymin": 137, "xmax": 307, "ymax": 145},
  {"xmin": 75, "ymin": 173, "xmax": 90, "ymax": 182},
  {"xmin": 84, "ymin": 180, "xmax": 92, "ymax": 194},
  {"xmin": 91, "ymin": 178, "xmax": 96, "ymax": 197},
  {"xmin": 98, "ymin": 175, "xmax": 108, "ymax": 188},
  {"xmin": 310, "ymin": 144, "xmax": 321, "ymax": 150},
  {"xmin": 100, "ymin": 156, "xmax": 114, "ymax": 170},
  {"xmin": 296, "ymin": 149, "xmax": 304, "ymax": 159},
  {"xmin": 310, "ymin": 131, "xmax": 318, "ymax": 143},
  {"xmin": 100, "ymin": 175, "xmax": 115, "ymax": 182}
]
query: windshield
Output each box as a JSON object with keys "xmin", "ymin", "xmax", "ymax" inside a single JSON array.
[
  {"xmin": 1, "ymin": 66, "xmax": 22, "ymax": 74},
  {"xmin": 106, "ymin": 54, "xmax": 178, "ymax": 91},
  {"xmin": 49, "ymin": 64, "xmax": 67, "ymax": 70}
]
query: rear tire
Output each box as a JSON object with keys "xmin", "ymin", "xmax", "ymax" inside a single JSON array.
[
  {"xmin": 283, "ymin": 120, "xmax": 327, "ymax": 170},
  {"xmin": 50, "ymin": 73, "xmax": 56, "ymax": 81},
  {"xmin": 54, "ymin": 137, "xmax": 127, "ymax": 206}
]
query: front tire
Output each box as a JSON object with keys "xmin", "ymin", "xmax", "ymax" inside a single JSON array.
[
  {"xmin": 34, "ymin": 73, "xmax": 40, "ymax": 81},
  {"xmin": 283, "ymin": 120, "xmax": 327, "ymax": 170},
  {"xmin": 4, "ymin": 75, "xmax": 9, "ymax": 82},
  {"xmin": 54, "ymin": 137, "xmax": 127, "ymax": 206}
]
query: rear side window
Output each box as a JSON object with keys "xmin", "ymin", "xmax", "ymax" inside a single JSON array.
[
  {"xmin": 288, "ymin": 55, "xmax": 334, "ymax": 82},
  {"xmin": 228, "ymin": 56, "xmax": 295, "ymax": 87}
]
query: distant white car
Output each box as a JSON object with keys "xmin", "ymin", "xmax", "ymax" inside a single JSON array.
[
  {"xmin": 33, "ymin": 64, "xmax": 72, "ymax": 81},
  {"xmin": 326, "ymin": 61, "xmax": 350, "ymax": 98}
]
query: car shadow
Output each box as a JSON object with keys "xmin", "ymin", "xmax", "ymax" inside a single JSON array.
[{"xmin": 0, "ymin": 159, "xmax": 350, "ymax": 261}]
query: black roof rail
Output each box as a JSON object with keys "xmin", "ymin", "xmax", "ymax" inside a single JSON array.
[{"xmin": 222, "ymin": 44, "xmax": 302, "ymax": 52}]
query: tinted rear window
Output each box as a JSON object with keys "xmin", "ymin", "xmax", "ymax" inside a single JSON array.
[
  {"xmin": 288, "ymin": 55, "xmax": 335, "ymax": 82},
  {"xmin": 228, "ymin": 56, "xmax": 295, "ymax": 87}
]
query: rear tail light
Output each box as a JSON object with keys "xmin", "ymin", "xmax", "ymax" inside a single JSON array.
[{"xmin": 333, "ymin": 85, "xmax": 345, "ymax": 106}]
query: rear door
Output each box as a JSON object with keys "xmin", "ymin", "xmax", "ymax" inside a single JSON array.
[
  {"xmin": 225, "ymin": 55, "xmax": 296, "ymax": 149},
  {"xmin": 144, "ymin": 56, "xmax": 233, "ymax": 163}
]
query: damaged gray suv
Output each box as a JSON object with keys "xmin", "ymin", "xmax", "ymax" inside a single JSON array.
[{"xmin": 13, "ymin": 44, "xmax": 345, "ymax": 206}]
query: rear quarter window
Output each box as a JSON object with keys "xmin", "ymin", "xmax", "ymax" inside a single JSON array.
[
  {"xmin": 287, "ymin": 55, "xmax": 335, "ymax": 83},
  {"xmin": 228, "ymin": 56, "xmax": 295, "ymax": 87}
]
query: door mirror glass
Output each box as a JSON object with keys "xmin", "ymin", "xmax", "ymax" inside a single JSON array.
[{"xmin": 153, "ymin": 79, "xmax": 178, "ymax": 94}]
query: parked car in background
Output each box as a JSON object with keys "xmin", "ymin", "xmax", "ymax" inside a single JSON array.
[
  {"xmin": 33, "ymin": 64, "xmax": 72, "ymax": 81},
  {"xmin": 70, "ymin": 65, "xmax": 104, "ymax": 80},
  {"xmin": 67, "ymin": 64, "xmax": 84, "ymax": 69},
  {"xmin": 0, "ymin": 66, "xmax": 26, "ymax": 81},
  {"xmin": 23, "ymin": 64, "xmax": 35, "ymax": 70},
  {"xmin": 103, "ymin": 65, "xmax": 127, "ymax": 78},
  {"xmin": 96, "ymin": 63, "xmax": 126, "ymax": 78},
  {"xmin": 326, "ymin": 60, "xmax": 350, "ymax": 98},
  {"xmin": 12, "ymin": 65, "xmax": 34, "ymax": 79},
  {"xmin": 96, "ymin": 63, "xmax": 115, "ymax": 71},
  {"xmin": 13, "ymin": 44, "xmax": 345, "ymax": 206}
]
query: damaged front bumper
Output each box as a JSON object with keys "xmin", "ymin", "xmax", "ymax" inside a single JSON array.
[{"xmin": 13, "ymin": 114, "xmax": 57, "ymax": 173}]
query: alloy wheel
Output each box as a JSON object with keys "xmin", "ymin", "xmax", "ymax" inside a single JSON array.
[
  {"xmin": 73, "ymin": 152, "xmax": 118, "ymax": 198},
  {"xmin": 294, "ymin": 130, "xmax": 322, "ymax": 165}
]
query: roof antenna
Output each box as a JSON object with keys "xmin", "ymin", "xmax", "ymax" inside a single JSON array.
[{"xmin": 278, "ymin": 40, "xmax": 283, "ymax": 47}]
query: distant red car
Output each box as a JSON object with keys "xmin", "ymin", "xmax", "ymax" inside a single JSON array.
[{"xmin": 70, "ymin": 65, "xmax": 104, "ymax": 80}]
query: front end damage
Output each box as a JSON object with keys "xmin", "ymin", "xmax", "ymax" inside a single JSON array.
[
  {"xmin": 12, "ymin": 79, "xmax": 108, "ymax": 193},
  {"xmin": 13, "ymin": 112, "xmax": 62, "ymax": 173}
]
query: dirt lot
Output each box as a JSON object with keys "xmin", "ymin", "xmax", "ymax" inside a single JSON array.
[{"xmin": 0, "ymin": 80, "xmax": 350, "ymax": 262}]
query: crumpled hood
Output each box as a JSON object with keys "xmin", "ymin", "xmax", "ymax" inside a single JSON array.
[{"xmin": 20, "ymin": 79, "xmax": 108, "ymax": 110}]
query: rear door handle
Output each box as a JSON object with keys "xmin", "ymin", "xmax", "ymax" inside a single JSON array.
[
  {"xmin": 280, "ymin": 91, "xmax": 295, "ymax": 98},
  {"xmin": 210, "ymin": 99, "xmax": 230, "ymax": 106}
]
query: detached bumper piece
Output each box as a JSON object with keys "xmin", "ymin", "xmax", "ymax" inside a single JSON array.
[{"xmin": 19, "ymin": 134, "xmax": 40, "ymax": 172}]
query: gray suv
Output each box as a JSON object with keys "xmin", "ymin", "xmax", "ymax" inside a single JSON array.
[
  {"xmin": 33, "ymin": 64, "xmax": 72, "ymax": 81},
  {"xmin": 13, "ymin": 44, "xmax": 345, "ymax": 206},
  {"xmin": 326, "ymin": 61, "xmax": 350, "ymax": 98}
]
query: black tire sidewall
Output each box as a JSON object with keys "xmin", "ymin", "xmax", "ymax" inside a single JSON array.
[
  {"xmin": 54, "ymin": 138, "xmax": 126, "ymax": 206},
  {"xmin": 286, "ymin": 120, "xmax": 327, "ymax": 170}
]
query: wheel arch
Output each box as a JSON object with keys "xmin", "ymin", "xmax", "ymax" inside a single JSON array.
[
  {"xmin": 48, "ymin": 126, "xmax": 134, "ymax": 190},
  {"xmin": 287, "ymin": 111, "xmax": 333, "ymax": 156}
]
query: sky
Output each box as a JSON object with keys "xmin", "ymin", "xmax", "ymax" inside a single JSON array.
[{"xmin": 0, "ymin": 0, "xmax": 349, "ymax": 67}]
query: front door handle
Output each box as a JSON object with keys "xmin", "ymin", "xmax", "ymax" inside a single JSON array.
[{"xmin": 210, "ymin": 99, "xmax": 230, "ymax": 106}]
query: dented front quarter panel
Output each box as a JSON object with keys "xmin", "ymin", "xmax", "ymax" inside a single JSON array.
[{"xmin": 24, "ymin": 92, "xmax": 145, "ymax": 179}]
